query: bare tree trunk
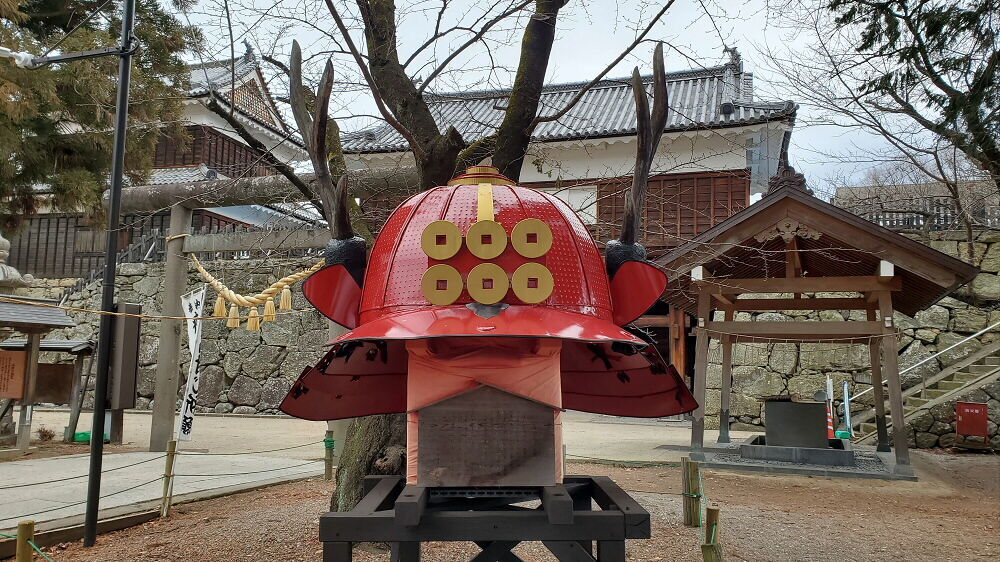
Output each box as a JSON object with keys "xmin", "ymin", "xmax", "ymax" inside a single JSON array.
[
  {"xmin": 333, "ymin": 414, "xmax": 407, "ymax": 511},
  {"xmin": 492, "ymin": 0, "xmax": 566, "ymax": 181}
]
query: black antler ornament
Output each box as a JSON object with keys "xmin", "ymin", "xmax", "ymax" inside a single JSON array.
[
  {"xmin": 289, "ymin": 41, "xmax": 367, "ymax": 285},
  {"xmin": 606, "ymin": 42, "xmax": 668, "ymax": 277}
]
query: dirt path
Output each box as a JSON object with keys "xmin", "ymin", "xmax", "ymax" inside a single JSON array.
[{"xmin": 48, "ymin": 455, "xmax": 999, "ymax": 561}]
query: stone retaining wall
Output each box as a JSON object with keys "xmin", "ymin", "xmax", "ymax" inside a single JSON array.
[
  {"xmin": 906, "ymin": 379, "xmax": 1000, "ymax": 449},
  {"xmin": 12, "ymin": 229, "xmax": 1000, "ymax": 448},
  {"xmin": 21, "ymin": 257, "xmax": 330, "ymax": 415}
]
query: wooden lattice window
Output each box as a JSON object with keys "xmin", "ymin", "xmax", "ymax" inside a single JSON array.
[
  {"xmin": 597, "ymin": 169, "xmax": 750, "ymax": 255},
  {"xmin": 227, "ymin": 80, "xmax": 277, "ymax": 127}
]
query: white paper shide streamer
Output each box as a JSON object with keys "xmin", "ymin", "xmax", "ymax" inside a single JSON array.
[{"xmin": 177, "ymin": 286, "xmax": 207, "ymax": 441}]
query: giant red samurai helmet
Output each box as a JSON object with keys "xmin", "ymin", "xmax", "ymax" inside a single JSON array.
[{"xmin": 280, "ymin": 166, "xmax": 697, "ymax": 420}]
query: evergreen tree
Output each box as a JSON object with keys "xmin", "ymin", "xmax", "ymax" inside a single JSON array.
[
  {"xmin": 827, "ymin": 0, "xmax": 999, "ymax": 186},
  {"xmin": 0, "ymin": 0, "xmax": 198, "ymax": 230}
]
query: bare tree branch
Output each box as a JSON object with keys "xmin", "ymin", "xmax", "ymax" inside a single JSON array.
[
  {"xmin": 415, "ymin": 0, "xmax": 534, "ymax": 96},
  {"xmin": 325, "ymin": 0, "xmax": 427, "ymax": 160},
  {"xmin": 526, "ymin": 0, "xmax": 676, "ymax": 134}
]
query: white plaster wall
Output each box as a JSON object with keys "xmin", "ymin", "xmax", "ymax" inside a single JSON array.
[
  {"xmin": 747, "ymin": 125, "xmax": 787, "ymax": 194},
  {"xmin": 346, "ymin": 124, "xmax": 786, "ymax": 187},
  {"xmin": 519, "ymin": 133, "xmax": 749, "ymax": 184}
]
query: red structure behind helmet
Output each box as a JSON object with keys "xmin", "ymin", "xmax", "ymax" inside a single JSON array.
[{"xmin": 282, "ymin": 167, "xmax": 697, "ymax": 421}]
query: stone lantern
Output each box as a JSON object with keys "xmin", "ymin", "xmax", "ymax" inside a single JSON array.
[
  {"xmin": 0, "ymin": 231, "xmax": 33, "ymax": 295},
  {"xmin": 0, "ymin": 231, "xmax": 32, "ymax": 441}
]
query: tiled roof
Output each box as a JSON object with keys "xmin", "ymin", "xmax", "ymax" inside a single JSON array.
[
  {"xmin": 0, "ymin": 339, "xmax": 93, "ymax": 354},
  {"xmin": 184, "ymin": 49, "xmax": 299, "ymax": 144},
  {"xmin": 265, "ymin": 202, "xmax": 326, "ymax": 225},
  {"xmin": 342, "ymin": 61, "xmax": 796, "ymax": 154},
  {"xmin": 186, "ymin": 52, "xmax": 259, "ymax": 96},
  {"xmin": 0, "ymin": 297, "xmax": 76, "ymax": 329},
  {"xmin": 144, "ymin": 165, "xmax": 227, "ymax": 185}
]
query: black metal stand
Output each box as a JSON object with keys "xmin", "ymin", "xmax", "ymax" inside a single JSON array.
[{"xmin": 321, "ymin": 475, "xmax": 650, "ymax": 562}]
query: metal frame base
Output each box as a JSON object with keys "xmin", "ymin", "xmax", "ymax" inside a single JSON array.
[{"xmin": 321, "ymin": 475, "xmax": 651, "ymax": 561}]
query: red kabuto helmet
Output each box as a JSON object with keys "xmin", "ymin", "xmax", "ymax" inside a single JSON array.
[{"xmin": 281, "ymin": 167, "xmax": 696, "ymax": 420}]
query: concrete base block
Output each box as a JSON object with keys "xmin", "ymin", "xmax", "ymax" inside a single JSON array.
[{"xmin": 739, "ymin": 435, "xmax": 855, "ymax": 466}]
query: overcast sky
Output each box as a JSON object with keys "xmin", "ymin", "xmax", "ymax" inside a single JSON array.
[{"xmin": 184, "ymin": 0, "xmax": 889, "ymax": 194}]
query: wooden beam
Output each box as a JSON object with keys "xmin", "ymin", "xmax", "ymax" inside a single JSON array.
[
  {"xmin": 704, "ymin": 321, "xmax": 883, "ymax": 340},
  {"xmin": 867, "ymin": 308, "xmax": 891, "ymax": 452},
  {"xmin": 786, "ymin": 237, "xmax": 802, "ymax": 278},
  {"xmin": 703, "ymin": 276, "xmax": 902, "ymax": 295},
  {"xmin": 182, "ymin": 228, "xmax": 331, "ymax": 253},
  {"xmin": 632, "ymin": 315, "xmax": 672, "ymax": 328},
  {"xmin": 711, "ymin": 293, "xmax": 734, "ymax": 306},
  {"xmin": 725, "ymin": 298, "xmax": 869, "ymax": 311},
  {"xmin": 112, "ymin": 166, "xmax": 421, "ymax": 213},
  {"xmin": 15, "ymin": 332, "xmax": 41, "ymax": 450}
]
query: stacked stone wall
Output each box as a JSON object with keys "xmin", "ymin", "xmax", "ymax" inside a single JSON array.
[
  {"xmin": 12, "ymin": 229, "xmax": 1000, "ymax": 448},
  {"xmin": 19, "ymin": 257, "xmax": 329, "ymax": 415}
]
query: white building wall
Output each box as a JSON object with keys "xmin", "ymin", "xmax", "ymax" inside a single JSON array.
[
  {"xmin": 346, "ymin": 122, "xmax": 791, "ymax": 217},
  {"xmin": 519, "ymin": 132, "xmax": 750, "ymax": 184}
]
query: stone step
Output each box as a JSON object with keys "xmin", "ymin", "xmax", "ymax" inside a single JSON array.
[
  {"xmin": 951, "ymin": 373, "xmax": 980, "ymax": 382},
  {"xmin": 936, "ymin": 380, "xmax": 965, "ymax": 391},
  {"xmin": 859, "ymin": 422, "xmax": 877, "ymax": 435},
  {"xmin": 904, "ymin": 407, "xmax": 917, "ymax": 417},
  {"xmin": 921, "ymin": 388, "xmax": 949, "ymax": 399},
  {"xmin": 967, "ymin": 364, "xmax": 998, "ymax": 374},
  {"xmin": 907, "ymin": 397, "xmax": 930, "ymax": 408},
  {"xmin": 980, "ymin": 356, "xmax": 1000, "ymax": 366}
]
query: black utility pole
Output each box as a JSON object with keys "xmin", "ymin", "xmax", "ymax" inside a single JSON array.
[{"xmin": 84, "ymin": 0, "xmax": 137, "ymax": 547}]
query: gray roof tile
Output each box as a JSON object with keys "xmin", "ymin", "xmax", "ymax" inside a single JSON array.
[
  {"xmin": 0, "ymin": 339, "xmax": 93, "ymax": 354},
  {"xmin": 0, "ymin": 297, "xmax": 76, "ymax": 329},
  {"xmin": 343, "ymin": 63, "xmax": 796, "ymax": 153},
  {"xmin": 187, "ymin": 53, "xmax": 259, "ymax": 96},
  {"xmin": 145, "ymin": 166, "xmax": 228, "ymax": 186}
]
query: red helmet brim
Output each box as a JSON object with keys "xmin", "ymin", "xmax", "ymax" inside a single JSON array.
[{"xmin": 329, "ymin": 305, "xmax": 646, "ymax": 346}]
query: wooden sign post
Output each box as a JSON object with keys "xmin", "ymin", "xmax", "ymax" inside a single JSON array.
[{"xmin": 1, "ymin": 334, "xmax": 42, "ymax": 450}]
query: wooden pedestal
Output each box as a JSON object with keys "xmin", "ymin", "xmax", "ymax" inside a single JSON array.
[{"xmin": 321, "ymin": 475, "xmax": 650, "ymax": 562}]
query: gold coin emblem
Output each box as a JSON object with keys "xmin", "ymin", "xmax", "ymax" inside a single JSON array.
[
  {"xmin": 511, "ymin": 262, "xmax": 554, "ymax": 304},
  {"xmin": 511, "ymin": 218, "xmax": 553, "ymax": 258},
  {"xmin": 465, "ymin": 220, "xmax": 508, "ymax": 259},
  {"xmin": 420, "ymin": 220, "xmax": 463, "ymax": 260},
  {"xmin": 467, "ymin": 263, "xmax": 510, "ymax": 305},
  {"xmin": 421, "ymin": 264, "xmax": 464, "ymax": 305}
]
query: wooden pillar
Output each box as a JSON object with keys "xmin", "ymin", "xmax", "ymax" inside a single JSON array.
[
  {"xmin": 876, "ymin": 291, "xmax": 911, "ymax": 471},
  {"xmin": 15, "ymin": 332, "xmax": 42, "ymax": 450},
  {"xmin": 63, "ymin": 352, "xmax": 87, "ymax": 442},
  {"xmin": 717, "ymin": 308, "xmax": 734, "ymax": 443},
  {"xmin": 690, "ymin": 290, "xmax": 711, "ymax": 458},
  {"xmin": 866, "ymin": 307, "xmax": 891, "ymax": 452},
  {"xmin": 669, "ymin": 306, "xmax": 687, "ymax": 375},
  {"xmin": 149, "ymin": 204, "xmax": 193, "ymax": 452}
]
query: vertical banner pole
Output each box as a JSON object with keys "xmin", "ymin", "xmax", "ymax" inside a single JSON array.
[{"xmin": 160, "ymin": 440, "xmax": 178, "ymax": 517}]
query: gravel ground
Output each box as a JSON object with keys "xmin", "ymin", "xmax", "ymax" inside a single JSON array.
[
  {"xmin": 0, "ymin": 440, "xmax": 143, "ymax": 463},
  {"xmin": 47, "ymin": 452, "xmax": 999, "ymax": 561}
]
